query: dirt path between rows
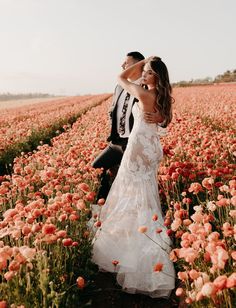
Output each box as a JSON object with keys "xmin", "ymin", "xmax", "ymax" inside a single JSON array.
[{"xmin": 83, "ymin": 272, "xmax": 182, "ymax": 308}]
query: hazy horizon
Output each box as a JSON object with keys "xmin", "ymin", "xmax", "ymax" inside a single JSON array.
[{"xmin": 0, "ymin": 0, "xmax": 235, "ymax": 95}]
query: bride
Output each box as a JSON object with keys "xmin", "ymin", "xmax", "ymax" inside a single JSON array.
[{"xmin": 91, "ymin": 56, "xmax": 175, "ymax": 298}]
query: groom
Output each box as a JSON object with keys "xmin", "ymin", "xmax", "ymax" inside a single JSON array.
[{"xmin": 92, "ymin": 51, "xmax": 163, "ymax": 200}]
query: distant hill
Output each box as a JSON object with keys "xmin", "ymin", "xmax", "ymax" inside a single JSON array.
[
  {"xmin": 173, "ymin": 69, "xmax": 236, "ymax": 87},
  {"xmin": 0, "ymin": 93, "xmax": 54, "ymax": 101}
]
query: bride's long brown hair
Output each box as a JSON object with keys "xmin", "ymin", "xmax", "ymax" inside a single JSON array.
[{"xmin": 149, "ymin": 57, "xmax": 174, "ymax": 127}]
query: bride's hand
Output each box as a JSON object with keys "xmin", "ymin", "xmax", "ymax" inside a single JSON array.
[
  {"xmin": 145, "ymin": 56, "xmax": 155, "ymax": 63},
  {"xmin": 145, "ymin": 56, "xmax": 161, "ymax": 63}
]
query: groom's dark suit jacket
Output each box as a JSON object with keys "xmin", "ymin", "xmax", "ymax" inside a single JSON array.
[{"xmin": 107, "ymin": 84, "xmax": 137, "ymax": 144}]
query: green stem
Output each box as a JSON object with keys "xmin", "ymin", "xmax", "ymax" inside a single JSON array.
[{"xmin": 144, "ymin": 233, "xmax": 169, "ymax": 254}]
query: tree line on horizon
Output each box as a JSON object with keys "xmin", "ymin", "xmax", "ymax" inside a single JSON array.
[
  {"xmin": 173, "ymin": 68, "xmax": 236, "ymax": 87},
  {"xmin": 0, "ymin": 92, "xmax": 54, "ymax": 101},
  {"xmin": 1, "ymin": 68, "xmax": 236, "ymax": 98}
]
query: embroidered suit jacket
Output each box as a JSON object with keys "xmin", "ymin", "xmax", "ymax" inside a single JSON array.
[{"xmin": 107, "ymin": 85, "xmax": 137, "ymax": 143}]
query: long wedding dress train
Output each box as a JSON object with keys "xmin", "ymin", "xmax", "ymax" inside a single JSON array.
[{"xmin": 91, "ymin": 103, "xmax": 175, "ymax": 298}]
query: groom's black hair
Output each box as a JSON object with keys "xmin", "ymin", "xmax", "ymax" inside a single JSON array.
[{"xmin": 127, "ymin": 51, "xmax": 145, "ymax": 61}]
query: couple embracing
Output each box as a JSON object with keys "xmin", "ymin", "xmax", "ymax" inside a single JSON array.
[{"xmin": 90, "ymin": 51, "xmax": 175, "ymax": 298}]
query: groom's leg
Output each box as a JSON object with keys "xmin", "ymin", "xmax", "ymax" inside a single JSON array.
[
  {"xmin": 92, "ymin": 143, "xmax": 124, "ymax": 200},
  {"xmin": 92, "ymin": 143, "xmax": 123, "ymax": 170}
]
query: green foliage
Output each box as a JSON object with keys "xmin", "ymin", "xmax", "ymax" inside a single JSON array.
[
  {"xmin": 0, "ymin": 196, "xmax": 98, "ymax": 307},
  {"xmin": 173, "ymin": 69, "xmax": 236, "ymax": 87}
]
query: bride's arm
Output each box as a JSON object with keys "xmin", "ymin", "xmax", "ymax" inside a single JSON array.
[
  {"xmin": 117, "ymin": 59, "xmax": 148, "ymax": 102},
  {"xmin": 120, "ymin": 58, "xmax": 145, "ymax": 81}
]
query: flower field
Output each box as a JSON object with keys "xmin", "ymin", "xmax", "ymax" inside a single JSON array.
[
  {"xmin": 158, "ymin": 84, "xmax": 236, "ymax": 307},
  {"xmin": 0, "ymin": 95, "xmax": 111, "ymax": 307},
  {"xmin": 0, "ymin": 84, "xmax": 235, "ymax": 307},
  {"xmin": 0, "ymin": 94, "xmax": 111, "ymax": 174}
]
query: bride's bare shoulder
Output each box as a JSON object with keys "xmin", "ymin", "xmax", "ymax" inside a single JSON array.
[{"xmin": 139, "ymin": 89, "xmax": 157, "ymax": 112}]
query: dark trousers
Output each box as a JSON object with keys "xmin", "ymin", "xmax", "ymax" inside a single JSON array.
[{"xmin": 92, "ymin": 138, "xmax": 128, "ymax": 200}]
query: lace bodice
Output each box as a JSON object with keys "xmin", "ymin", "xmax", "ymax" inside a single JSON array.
[{"xmin": 118, "ymin": 103, "xmax": 164, "ymax": 181}]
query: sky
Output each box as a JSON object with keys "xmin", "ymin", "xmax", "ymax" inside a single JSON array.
[{"xmin": 0, "ymin": 0, "xmax": 235, "ymax": 95}]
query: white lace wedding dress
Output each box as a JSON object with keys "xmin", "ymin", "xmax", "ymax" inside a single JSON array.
[{"xmin": 91, "ymin": 103, "xmax": 175, "ymax": 298}]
